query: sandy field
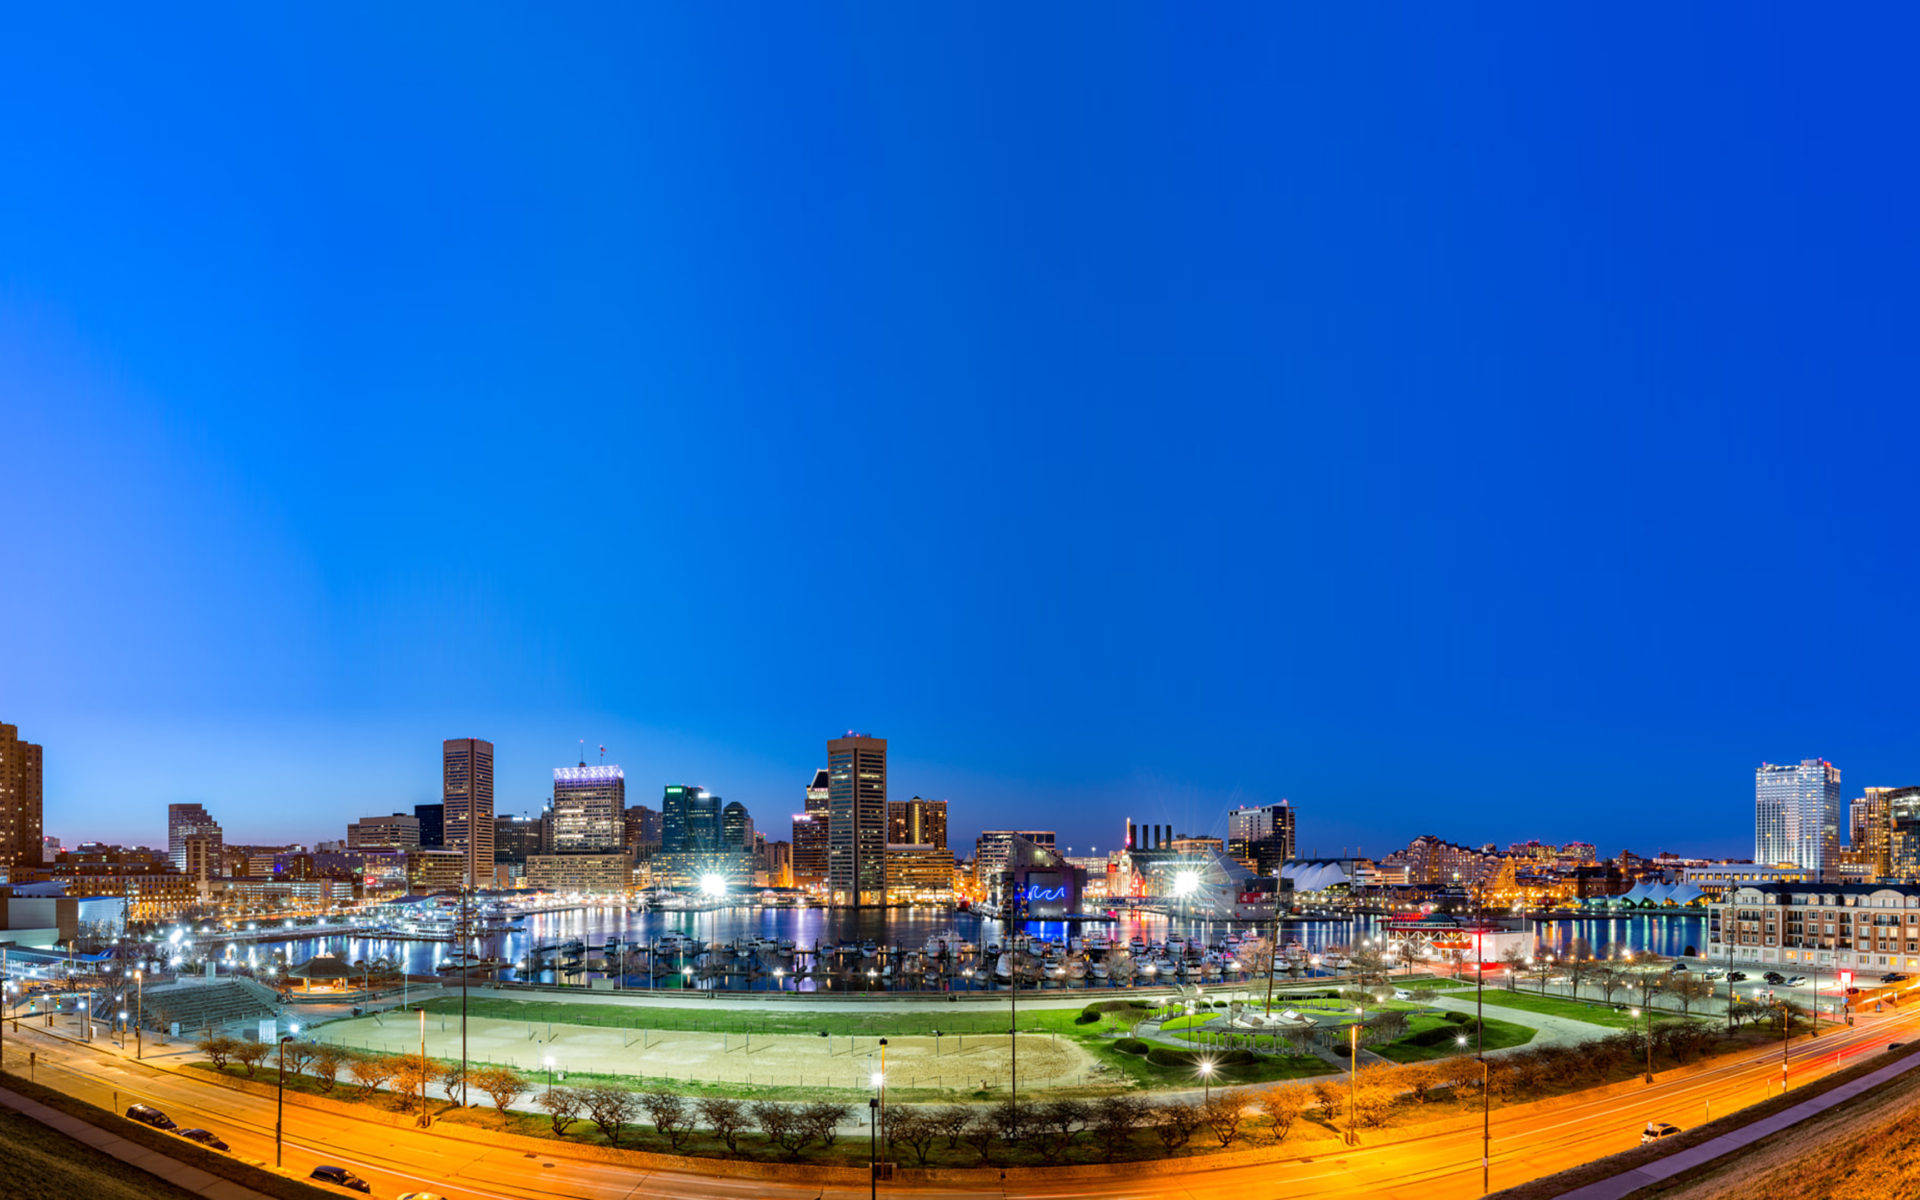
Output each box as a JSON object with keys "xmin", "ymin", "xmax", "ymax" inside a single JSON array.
[{"xmin": 312, "ymin": 1012, "xmax": 1101, "ymax": 1094}]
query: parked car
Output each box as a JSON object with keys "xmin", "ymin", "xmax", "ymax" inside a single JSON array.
[
  {"xmin": 175, "ymin": 1128, "xmax": 229, "ymax": 1152},
  {"xmin": 124, "ymin": 1104, "xmax": 176, "ymax": 1131},
  {"xmin": 1728, "ymin": 971, "xmax": 1748, "ymax": 982},
  {"xmin": 1784, "ymin": 976, "xmax": 1807, "ymax": 987},
  {"xmin": 1883, "ymin": 972, "xmax": 1909, "ymax": 983},
  {"xmin": 309, "ymin": 1166, "xmax": 371, "ymax": 1194},
  {"xmin": 1670, "ymin": 963, "xmax": 1688, "ymax": 972},
  {"xmin": 1764, "ymin": 971, "xmax": 1786, "ymax": 985},
  {"xmin": 1641, "ymin": 1122, "xmax": 1682, "ymax": 1145},
  {"xmin": 1393, "ymin": 989, "xmax": 1412, "ymax": 1001},
  {"xmin": 1704, "ymin": 968, "xmax": 1726, "ymax": 979}
]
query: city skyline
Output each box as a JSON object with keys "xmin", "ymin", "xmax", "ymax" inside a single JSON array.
[{"xmin": 21, "ymin": 723, "xmax": 1920, "ymax": 862}]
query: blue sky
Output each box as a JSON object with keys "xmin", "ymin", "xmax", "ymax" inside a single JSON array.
[{"xmin": 3, "ymin": 6, "xmax": 1916, "ymax": 858}]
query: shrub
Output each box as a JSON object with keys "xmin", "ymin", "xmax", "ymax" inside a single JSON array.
[{"xmin": 1114, "ymin": 1037, "xmax": 1150, "ymax": 1055}]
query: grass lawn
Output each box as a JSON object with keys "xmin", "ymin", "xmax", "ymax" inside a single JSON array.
[
  {"xmin": 0, "ymin": 1106, "xmax": 203, "ymax": 1200},
  {"xmin": 410, "ymin": 996, "xmax": 1096, "ymax": 1038},
  {"xmin": 1374, "ymin": 1014, "xmax": 1537, "ymax": 1062},
  {"xmin": 1455, "ymin": 988, "xmax": 1688, "ymax": 1029}
]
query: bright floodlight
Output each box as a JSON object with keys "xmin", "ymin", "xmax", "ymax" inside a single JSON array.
[
  {"xmin": 1173, "ymin": 870, "xmax": 1200, "ymax": 897},
  {"xmin": 699, "ymin": 874, "xmax": 727, "ymax": 898},
  {"xmin": 1197, "ymin": 1059, "xmax": 1215, "ymax": 1077}
]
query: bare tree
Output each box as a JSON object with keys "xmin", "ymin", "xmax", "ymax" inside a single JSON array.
[
  {"xmin": 696, "ymin": 1097, "xmax": 748, "ymax": 1156},
  {"xmin": 799, "ymin": 1101, "xmax": 852, "ymax": 1149},
  {"xmin": 470, "ymin": 1065, "xmax": 527, "ymax": 1115},
  {"xmin": 749, "ymin": 1102, "xmax": 809, "ymax": 1160},
  {"xmin": 1595, "ymin": 968, "xmax": 1627, "ymax": 1006},
  {"xmin": 310, "ymin": 1044, "xmax": 349, "ymax": 1093},
  {"xmin": 927, "ymin": 1104, "xmax": 973, "ymax": 1151},
  {"xmin": 232, "ymin": 1039, "xmax": 270, "ymax": 1078},
  {"xmin": 438, "ymin": 1061, "xmax": 467, "ymax": 1105},
  {"xmin": 1200, "ymin": 1095, "xmax": 1246, "ymax": 1146},
  {"xmin": 1670, "ymin": 974, "xmax": 1713, "ymax": 1015},
  {"xmin": 1151, "ymin": 1101, "xmax": 1201, "ymax": 1151},
  {"xmin": 391, "ymin": 1054, "xmax": 437, "ymax": 1111},
  {"xmin": 1089, "ymin": 1095, "xmax": 1147, "ymax": 1161},
  {"xmin": 639, "ymin": 1090, "xmax": 690, "ymax": 1149},
  {"xmin": 1565, "ymin": 938, "xmax": 1595, "ymax": 997},
  {"xmin": 884, "ymin": 1108, "xmax": 937, "ymax": 1166},
  {"xmin": 1258, "ymin": 1086, "xmax": 1307, "ymax": 1142},
  {"xmin": 196, "ymin": 1035, "xmax": 236, "ymax": 1070},
  {"xmin": 535, "ymin": 1086, "xmax": 584, "ymax": 1135},
  {"xmin": 1500, "ymin": 947, "xmax": 1527, "ymax": 989},
  {"xmin": 281, "ymin": 1040, "xmax": 316, "ymax": 1076},
  {"xmin": 580, "ymin": 1084, "xmax": 641, "ymax": 1146},
  {"xmin": 347, "ymin": 1054, "xmax": 395, "ymax": 1098}
]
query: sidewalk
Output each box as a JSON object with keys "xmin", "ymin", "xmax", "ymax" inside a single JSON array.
[
  {"xmin": 0, "ymin": 1082, "xmax": 275, "ymax": 1200},
  {"xmin": 1554, "ymin": 1046, "xmax": 1920, "ymax": 1199}
]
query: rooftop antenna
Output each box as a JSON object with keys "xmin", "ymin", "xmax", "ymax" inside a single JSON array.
[
  {"xmin": 578, "ymin": 738, "xmax": 586, "ymax": 768},
  {"xmin": 599, "ymin": 744, "xmax": 607, "ymax": 764}
]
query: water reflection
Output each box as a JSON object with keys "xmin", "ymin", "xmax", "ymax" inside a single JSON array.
[{"xmin": 259, "ymin": 906, "xmax": 1709, "ymax": 990}]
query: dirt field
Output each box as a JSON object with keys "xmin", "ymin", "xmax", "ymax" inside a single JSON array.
[{"xmin": 313, "ymin": 1011, "xmax": 1100, "ymax": 1094}]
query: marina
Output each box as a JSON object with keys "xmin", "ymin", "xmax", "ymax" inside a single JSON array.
[{"xmin": 163, "ymin": 899, "xmax": 1710, "ymax": 993}]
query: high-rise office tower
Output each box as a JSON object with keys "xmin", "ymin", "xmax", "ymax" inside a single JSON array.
[
  {"xmin": 792, "ymin": 769, "xmax": 830, "ymax": 888},
  {"xmin": 1854, "ymin": 787, "xmax": 1898, "ymax": 878},
  {"xmin": 1878, "ymin": 787, "xmax": 1920, "ymax": 880},
  {"xmin": 722, "ymin": 800, "xmax": 754, "ymax": 850},
  {"xmin": 1755, "ymin": 759, "xmax": 1842, "ymax": 876},
  {"xmin": 828, "ymin": 733, "xmax": 887, "ymax": 907},
  {"xmin": 551, "ymin": 763, "xmax": 626, "ymax": 852},
  {"xmin": 414, "ymin": 803, "xmax": 445, "ymax": 848},
  {"xmin": 443, "ymin": 738, "xmax": 495, "ymax": 887},
  {"xmin": 887, "ymin": 797, "xmax": 948, "ymax": 849},
  {"xmin": 624, "ymin": 804, "xmax": 662, "ymax": 853},
  {"xmin": 662, "ymin": 785, "xmax": 722, "ymax": 853},
  {"xmin": 167, "ymin": 802, "xmax": 223, "ymax": 874},
  {"xmin": 0, "ymin": 723, "xmax": 44, "ymax": 869}
]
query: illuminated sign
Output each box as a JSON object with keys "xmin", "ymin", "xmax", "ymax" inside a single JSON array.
[{"xmin": 1019, "ymin": 885, "xmax": 1068, "ymax": 903}]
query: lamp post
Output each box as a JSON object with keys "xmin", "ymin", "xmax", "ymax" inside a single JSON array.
[
  {"xmin": 543, "ymin": 1055, "xmax": 555, "ymax": 1094},
  {"xmin": 1781, "ymin": 1003, "xmax": 1791, "ymax": 1092},
  {"xmin": 1346, "ymin": 1022, "xmax": 1359, "ymax": 1146},
  {"xmin": 1631, "ymin": 1006, "xmax": 1653, "ymax": 1083},
  {"xmin": 868, "ymin": 1096, "xmax": 879, "ymax": 1200},
  {"xmin": 133, "ymin": 970, "xmax": 143, "ymax": 1060},
  {"xmin": 275, "ymin": 1033, "xmax": 295, "ymax": 1166},
  {"xmin": 1198, "ymin": 1059, "xmax": 1214, "ymax": 1105}
]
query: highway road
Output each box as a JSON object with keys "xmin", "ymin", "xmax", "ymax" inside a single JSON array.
[{"xmin": 4, "ymin": 1004, "xmax": 1917, "ymax": 1200}]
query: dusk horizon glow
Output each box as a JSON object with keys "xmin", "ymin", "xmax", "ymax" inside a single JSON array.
[{"xmin": 5, "ymin": 7, "xmax": 1918, "ymax": 861}]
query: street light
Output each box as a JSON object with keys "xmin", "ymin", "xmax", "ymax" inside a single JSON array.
[
  {"xmin": 1631, "ymin": 1006, "xmax": 1653, "ymax": 1082},
  {"xmin": 275, "ymin": 1033, "xmax": 296, "ymax": 1166},
  {"xmin": 1198, "ymin": 1058, "xmax": 1215, "ymax": 1105},
  {"xmin": 1346, "ymin": 1022, "xmax": 1359, "ymax": 1146},
  {"xmin": 543, "ymin": 1055, "xmax": 555, "ymax": 1094}
]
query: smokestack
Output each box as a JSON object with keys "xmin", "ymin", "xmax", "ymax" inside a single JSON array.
[
  {"xmin": 1162, "ymin": 824, "xmax": 1172, "ymax": 849},
  {"xmin": 1125, "ymin": 819, "xmax": 1134, "ymax": 850}
]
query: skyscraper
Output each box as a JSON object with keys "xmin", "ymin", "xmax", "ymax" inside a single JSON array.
[
  {"xmin": 722, "ymin": 800, "xmax": 754, "ymax": 850},
  {"xmin": 662, "ymin": 785, "xmax": 722, "ymax": 854},
  {"xmin": 443, "ymin": 738, "xmax": 495, "ymax": 887},
  {"xmin": 828, "ymin": 734, "xmax": 886, "ymax": 907},
  {"xmin": 414, "ymin": 803, "xmax": 445, "ymax": 848},
  {"xmin": 792, "ymin": 769, "xmax": 830, "ymax": 889},
  {"xmin": 167, "ymin": 802, "xmax": 222, "ymax": 874},
  {"xmin": 0, "ymin": 723, "xmax": 44, "ymax": 870},
  {"xmin": 1854, "ymin": 787, "xmax": 1898, "ymax": 879},
  {"xmin": 887, "ymin": 797, "xmax": 948, "ymax": 849},
  {"xmin": 551, "ymin": 763, "xmax": 626, "ymax": 852},
  {"xmin": 1755, "ymin": 759, "xmax": 1842, "ymax": 877}
]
